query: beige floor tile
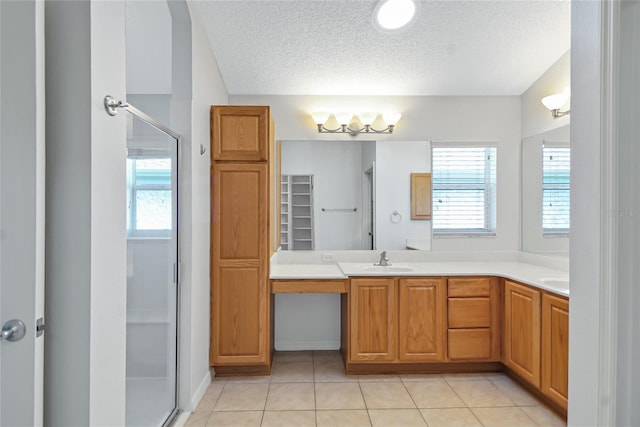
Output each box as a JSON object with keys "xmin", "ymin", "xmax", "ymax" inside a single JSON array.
[
  {"xmin": 270, "ymin": 360, "xmax": 314, "ymax": 383},
  {"xmin": 315, "ymin": 382, "xmax": 366, "ymax": 410},
  {"xmin": 404, "ymin": 380, "xmax": 466, "ymax": 408},
  {"xmin": 400, "ymin": 373, "xmax": 444, "ymax": 382},
  {"xmin": 420, "ymin": 408, "xmax": 483, "ymax": 427},
  {"xmin": 195, "ymin": 383, "xmax": 225, "ymax": 412},
  {"xmin": 265, "ymin": 382, "xmax": 315, "ymax": 410},
  {"xmin": 357, "ymin": 374, "xmax": 401, "ymax": 382},
  {"xmin": 316, "ymin": 410, "xmax": 371, "ymax": 427},
  {"xmin": 368, "ymin": 409, "xmax": 427, "ymax": 427},
  {"xmin": 273, "ymin": 350, "xmax": 314, "ymax": 363},
  {"xmin": 213, "ymin": 383, "xmax": 269, "ymax": 411},
  {"xmin": 205, "ymin": 411, "xmax": 262, "ymax": 427},
  {"xmin": 471, "ymin": 407, "xmax": 538, "ymax": 427},
  {"xmin": 313, "ymin": 350, "xmax": 342, "ymax": 362},
  {"xmin": 447, "ymin": 379, "xmax": 515, "ymax": 407},
  {"xmin": 314, "ymin": 360, "xmax": 358, "ymax": 382},
  {"xmin": 521, "ymin": 405, "xmax": 567, "ymax": 427},
  {"xmin": 360, "ymin": 382, "xmax": 416, "ymax": 409},
  {"xmin": 184, "ymin": 410, "xmax": 211, "ymax": 427},
  {"xmin": 260, "ymin": 410, "xmax": 316, "ymax": 427},
  {"xmin": 443, "ymin": 372, "xmax": 495, "ymax": 381},
  {"xmin": 490, "ymin": 377, "xmax": 540, "ymax": 406},
  {"xmin": 212, "ymin": 375, "xmax": 271, "ymax": 384}
]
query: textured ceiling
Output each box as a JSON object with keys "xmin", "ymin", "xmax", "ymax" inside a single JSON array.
[{"xmin": 193, "ymin": 0, "xmax": 570, "ymax": 96}]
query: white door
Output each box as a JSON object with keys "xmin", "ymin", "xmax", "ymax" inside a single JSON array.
[{"xmin": 0, "ymin": 1, "xmax": 45, "ymax": 425}]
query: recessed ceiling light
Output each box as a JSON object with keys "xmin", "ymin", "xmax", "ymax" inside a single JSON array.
[{"xmin": 373, "ymin": 0, "xmax": 416, "ymax": 31}]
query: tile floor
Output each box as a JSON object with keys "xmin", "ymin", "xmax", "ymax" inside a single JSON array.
[{"xmin": 184, "ymin": 351, "xmax": 566, "ymax": 427}]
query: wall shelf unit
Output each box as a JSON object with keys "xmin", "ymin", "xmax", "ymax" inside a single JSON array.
[{"xmin": 280, "ymin": 174, "xmax": 315, "ymax": 250}]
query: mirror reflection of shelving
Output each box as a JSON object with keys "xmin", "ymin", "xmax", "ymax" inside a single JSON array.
[
  {"xmin": 280, "ymin": 176, "xmax": 290, "ymax": 250},
  {"xmin": 280, "ymin": 174, "xmax": 314, "ymax": 250}
]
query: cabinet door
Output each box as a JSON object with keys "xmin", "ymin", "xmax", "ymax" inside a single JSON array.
[
  {"xmin": 212, "ymin": 266, "xmax": 268, "ymax": 365},
  {"xmin": 211, "ymin": 105, "xmax": 269, "ymax": 161},
  {"xmin": 398, "ymin": 278, "xmax": 447, "ymax": 361},
  {"xmin": 211, "ymin": 163, "xmax": 269, "ymax": 365},
  {"xmin": 503, "ymin": 280, "xmax": 541, "ymax": 387},
  {"xmin": 542, "ymin": 293, "xmax": 569, "ymax": 410},
  {"xmin": 349, "ymin": 278, "xmax": 397, "ymax": 362}
]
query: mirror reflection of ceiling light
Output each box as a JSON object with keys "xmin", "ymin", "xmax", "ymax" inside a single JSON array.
[{"xmin": 374, "ymin": 0, "xmax": 416, "ymax": 31}]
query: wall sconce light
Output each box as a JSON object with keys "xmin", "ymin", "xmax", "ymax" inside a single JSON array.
[
  {"xmin": 541, "ymin": 92, "xmax": 570, "ymax": 119},
  {"xmin": 310, "ymin": 111, "xmax": 402, "ymax": 136}
]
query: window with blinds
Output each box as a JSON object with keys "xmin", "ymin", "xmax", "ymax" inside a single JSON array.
[
  {"xmin": 431, "ymin": 146, "xmax": 497, "ymax": 235},
  {"xmin": 126, "ymin": 153, "xmax": 173, "ymax": 237},
  {"xmin": 542, "ymin": 146, "xmax": 570, "ymax": 234}
]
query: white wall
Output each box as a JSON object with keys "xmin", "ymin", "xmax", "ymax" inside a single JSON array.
[
  {"xmin": 615, "ymin": 3, "xmax": 640, "ymax": 423},
  {"xmin": 125, "ymin": 0, "xmax": 172, "ymax": 95},
  {"xmin": 231, "ymin": 95, "xmax": 522, "ymax": 253},
  {"xmin": 568, "ymin": 2, "xmax": 604, "ymax": 424},
  {"xmin": 375, "ymin": 140, "xmax": 430, "ymax": 250},
  {"xmin": 183, "ymin": 2, "xmax": 229, "ymax": 411},
  {"xmin": 281, "ymin": 140, "xmax": 366, "ymax": 250},
  {"xmin": 45, "ymin": 1, "xmax": 127, "ymax": 425}
]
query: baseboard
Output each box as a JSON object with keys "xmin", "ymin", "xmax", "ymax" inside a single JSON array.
[
  {"xmin": 169, "ymin": 411, "xmax": 190, "ymax": 427},
  {"xmin": 190, "ymin": 370, "xmax": 212, "ymax": 411},
  {"xmin": 274, "ymin": 340, "xmax": 340, "ymax": 351}
]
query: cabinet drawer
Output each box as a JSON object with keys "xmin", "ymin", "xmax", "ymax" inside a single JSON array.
[
  {"xmin": 271, "ymin": 279, "xmax": 347, "ymax": 293},
  {"xmin": 448, "ymin": 277, "xmax": 491, "ymax": 297},
  {"xmin": 448, "ymin": 298, "xmax": 491, "ymax": 328},
  {"xmin": 448, "ymin": 329, "xmax": 491, "ymax": 360}
]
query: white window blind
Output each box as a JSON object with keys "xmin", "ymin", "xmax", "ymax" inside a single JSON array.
[
  {"xmin": 432, "ymin": 146, "xmax": 496, "ymax": 235},
  {"xmin": 542, "ymin": 146, "xmax": 570, "ymax": 234}
]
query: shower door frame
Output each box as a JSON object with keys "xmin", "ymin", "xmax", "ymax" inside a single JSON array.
[{"xmin": 125, "ymin": 103, "xmax": 181, "ymax": 427}]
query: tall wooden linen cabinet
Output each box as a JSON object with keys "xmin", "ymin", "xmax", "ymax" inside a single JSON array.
[{"xmin": 210, "ymin": 106, "xmax": 277, "ymax": 375}]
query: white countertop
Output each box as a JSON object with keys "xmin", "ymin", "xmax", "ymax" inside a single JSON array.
[{"xmin": 270, "ymin": 251, "xmax": 569, "ymax": 297}]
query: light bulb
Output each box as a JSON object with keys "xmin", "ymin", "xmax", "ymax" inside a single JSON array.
[
  {"xmin": 382, "ymin": 111, "xmax": 402, "ymax": 125},
  {"xmin": 358, "ymin": 112, "xmax": 378, "ymax": 126},
  {"xmin": 541, "ymin": 93, "xmax": 570, "ymax": 111},
  {"xmin": 374, "ymin": 0, "xmax": 416, "ymax": 30},
  {"xmin": 310, "ymin": 111, "xmax": 330, "ymax": 125}
]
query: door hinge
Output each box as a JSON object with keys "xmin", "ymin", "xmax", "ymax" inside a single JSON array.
[{"xmin": 36, "ymin": 317, "xmax": 45, "ymax": 337}]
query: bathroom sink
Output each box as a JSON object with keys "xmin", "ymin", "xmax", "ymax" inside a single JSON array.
[{"xmin": 361, "ymin": 265, "xmax": 414, "ymax": 273}]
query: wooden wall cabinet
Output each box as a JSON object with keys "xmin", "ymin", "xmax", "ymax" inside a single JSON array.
[
  {"xmin": 410, "ymin": 173, "xmax": 432, "ymax": 220},
  {"xmin": 541, "ymin": 293, "xmax": 569, "ymax": 410},
  {"xmin": 210, "ymin": 106, "xmax": 274, "ymax": 375},
  {"xmin": 447, "ymin": 277, "xmax": 501, "ymax": 361},
  {"xmin": 211, "ymin": 106, "xmax": 269, "ymax": 162},
  {"xmin": 503, "ymin": 280, "xmax": 542, "ymax": 387},
  {"xmin": 349, "ymin": 277, "xmax": 446, "ymax": 363}
]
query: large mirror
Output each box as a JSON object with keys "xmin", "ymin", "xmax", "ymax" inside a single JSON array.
[
  {"xmin": 280, "ymin": 140, "xmax": 431, "ymax": 251},
  {"xmin": 521, "ymin": 125, "xmax": 570, "ymax": 255}
]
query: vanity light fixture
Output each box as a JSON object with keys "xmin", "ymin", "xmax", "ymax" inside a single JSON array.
[
  {"xmin": 310, "ymin": 111, "xmax": 402, "ymax": 136},
  {"xmin": 541, "ymin": 92, "xmax": 570, "ymax": 119}
]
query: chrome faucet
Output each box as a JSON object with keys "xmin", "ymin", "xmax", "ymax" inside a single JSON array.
[{"xmin": 375, "ymin": 251, "xmax": 391, "ymax": 266}]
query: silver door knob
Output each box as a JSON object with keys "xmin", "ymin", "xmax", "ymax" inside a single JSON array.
[{"xmin": 0, "ymin": 319, "xmax": 26, "ymax": 342}]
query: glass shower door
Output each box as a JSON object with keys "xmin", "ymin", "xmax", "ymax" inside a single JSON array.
[{"xmin": 125, "ymin": 108, "xmax": 179, "ymax": 427}]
